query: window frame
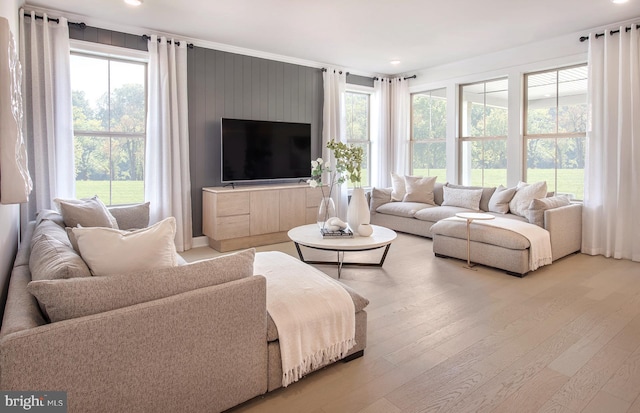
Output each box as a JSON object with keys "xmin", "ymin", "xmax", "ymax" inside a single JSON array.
[
  {"xmin": 410, "ymin": 88, "xmax": 447, "ymax": 177},
  {"xmin": 523, "ymin": 64, "xmax": 587, "ymax": 200},
  {"xmin": 70, "ymin": 41, "xmax": 148, "ymax": 206},
  {"xmin": 458, "ymin": 77, "xmax": 509, "ymax": 187},
  {"xmin": 344, "ymin": 88, "xmax": 372, "ymax": 188}
]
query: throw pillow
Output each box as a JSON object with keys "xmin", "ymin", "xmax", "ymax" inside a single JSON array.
[
  {"xmin": 370, "ymin": 187, "xmax": 392, "ymax": 213},
  {"xmin": 390, "ymin": 172, "xmax": 406, "ymax": 201},
  {"xmin": 433, "ymin": 182, "xmax": 446, "ymax": 206},
  {"xmin": 72, "ymin": 217, "xmax": 178, "ymax": 276},
  {"xmin": 29, "ymin": 232, "xmax": 91, "ymax": 281},
  {"xmin": 446, "ymin": 184, "xmax": 496, "ymax": 211},
  {"xmin": 54, "ymin": 196, "xmax": 118, "ymax": 229},
  {"xmin": 402, "ymin": 175, "xmax": 437, "ymax": 204},
  {"xmin": 527, "ymin": 195, "xmax": 571, "ymax": 227},
  {"xmin": 442, "ymin": 186, "xmax": 483, "ymax": 210},
  {"xmin": 28, "ymin": 248, "xmax": 256, "ymax": 322},
  {"xmin": 488, "ymin": 185, "xmax": 517, "ymax": 214},
  {"xmin": 107, "ymin": 202, "xmax": 150, "ymax": 230},
  {"xmin": 509, "ymin": 181, "xmax": 548, "ymax": 217}
]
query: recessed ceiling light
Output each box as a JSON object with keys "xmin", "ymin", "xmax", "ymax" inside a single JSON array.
[
  {"xmin": 124, "ymin": 0, "xmax": 143, "ymax": 6},
  {"xmin": 611, "ymin": 0, "xmax": 628, "ymax": 3},
  {"xmin": 390, "ymin": 60, "xmax": 401, "ymax": 65}
]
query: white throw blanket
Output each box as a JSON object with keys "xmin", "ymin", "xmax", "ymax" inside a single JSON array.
[
  {"xmin": 446, "ymin": 216, "xmax": 553, "ymax": 271},
  {"xmin": 254, "ymin": 251, "xmax": 356, "ymax": 387}
]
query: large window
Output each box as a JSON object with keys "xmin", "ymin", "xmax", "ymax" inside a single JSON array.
[
  {"xmin": 411, "ymin": 89, "xmax": 447, "ymax": 177},
  {"xmin": 459, "ymin": 78, "xmax": 508, "ymax": 187},
  {"xmin": 345, "ymin": 91, "xmax": 371, "ymax": 187},
  {"xmin": 70, "ymin": 52, "xmax": 147, "ymax": 205},
  {"xmin": 524, "ymin": 65, "xmax": 587, "ymax": 200}
]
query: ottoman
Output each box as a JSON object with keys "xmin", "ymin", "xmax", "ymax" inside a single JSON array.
[{"xmin": 431, "ymin": 218, "xmax": 532, "ymax": 276}]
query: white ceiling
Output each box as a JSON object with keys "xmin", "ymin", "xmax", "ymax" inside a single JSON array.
[{"xmin": 26, "ymin": 0, "xmax": 640, "ymax": 75}]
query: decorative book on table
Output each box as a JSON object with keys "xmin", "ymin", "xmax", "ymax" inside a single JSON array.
[{"xmin": 321, "ymin": 228, "xmax": 354, "ymax": 238}]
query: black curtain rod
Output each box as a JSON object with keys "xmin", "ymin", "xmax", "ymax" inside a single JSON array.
[
  {"xmin": 142, "ymin": 34, "xmax": 194, "ymax": 49},
  {"xmin": 321, "ymin": 68, "xmax": 350, "ymax": 75},
  {"xmin": 22, "ymin": 11, "xmax": 86, "ymax": 29},
  {"xmin": 372, "ymin": 75, "xmax": 417, "ymax": 82},
  {"xmin": 579, "ymin": 24, "xmax": 640, "ymax": 42}
]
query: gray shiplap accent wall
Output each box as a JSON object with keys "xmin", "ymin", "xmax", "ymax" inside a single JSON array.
[
  {"xmin": 66, "ymin": 26, "xmax": 325, "ymax": 238},
  {"xmin": 188, "ymin": 47, "xmax": 323, "ymax": 236}
]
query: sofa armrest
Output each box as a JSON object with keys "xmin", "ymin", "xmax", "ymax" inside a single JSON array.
[
  {"xmin": 370, "ymin": 187, "xmax": 392, "ymax": 214},
  {"xmin": 0, "ymin": 276, "xmax": 268, "ymax": 413},
  {"xmin": 544, "ymin": 203, "xmax": 582, "ymax": 260}
]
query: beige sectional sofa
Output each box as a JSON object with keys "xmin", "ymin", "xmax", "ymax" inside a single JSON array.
[
  {"xmin": 0, "ymin": 206, "xmax": 367, "ymax": 413},
  {"xmin": 370, "ymin": 182, "xmax": 582, "ymax": 276}
]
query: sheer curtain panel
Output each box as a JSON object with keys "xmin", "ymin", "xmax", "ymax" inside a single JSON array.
[
  {"xmin": 19, "ymin": 10, "xmax": 74, "ymax": 219},
  {"xmin": 391, "ymin": 78, "xmax": 410, "ymax": 176},
  {"xmin": 322, "ymin": 69, "xmax": 347, "ymax": 218},
  {"xmin": 371, "ymin": 77, "xmax": 392, "ymax": 188},
  {"xmin": 145, "ymin": 35, "xmax": 193, "ymax": 252},
  {"xmin": 582, "ymin": 24, "xmax": 640, "ymax": 261}
]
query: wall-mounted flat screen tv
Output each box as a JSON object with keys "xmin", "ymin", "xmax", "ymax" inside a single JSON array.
[{"xmin": 221, "ymin": 118, "xmax": 311, "ymax": 183}]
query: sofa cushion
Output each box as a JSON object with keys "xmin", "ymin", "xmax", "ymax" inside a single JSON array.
[
  {"xmin": 28, "ymin": 248, "xmax": 256, "ymax": 323},
  {"xmin": 32, "ymin": 219, "xmax": 73, "ymax": 247},
  {"xmin": 403, "ymin": 175, "xmax": 437, "ymax": 204},
  {"xmin": 442, "ymin": 186, "xmax": 483, "ymax": 210},
  {"xmin": 433, "ymin": 182, "xmax": 445, "ymax": 206},
  {"xmin": 266, "ymin": 282, "xmax": 369, "ymax": 342},
  {"xmin": 509, "ymin": 181, "xmax": 548, "ymax": 217},
  {"xmin": 54, "ymin": 196, "xmax": 119, "ymax": 229},
  {"xmin": 431, "ymin": 219, "xmax": 531, "ymax": 250},
  {"xmin": 446, "ymin": 184, "xmax": 496, "ymax": 212},
  {"xmin": 414, "ymin": 205, "xmax": 475, "ymax": 222},
  {"xmin": 35, "ymin": 209, "xmax": 65, "ymax": 228},
  {"xmin": 376, "ymin": 202, "xmax": 434, "ymax": 218},
  {"xmin": 108, "ymin": 202, "xmax": 150, "ymax": 230},
  {"xmin": 72, "ymin": 217, "xmax": 178, "ymax": 276},
  {"xmin": 390, "ymin": 172, "xmax": 406, "ymax": 201},
  {"xmin": 29, "ymin": 231, "xmax": 91, "ymax": 281},
  {"xmin": 488, "ymin": 185, "xmax": 517, "ymax": 214},
  {"xmin": 370, "ymin": 187, "xmax": 392, "ymax": 213},
  {"xmin": 527, "ymin": 196, "xmax": 570, "ymax": 227}
]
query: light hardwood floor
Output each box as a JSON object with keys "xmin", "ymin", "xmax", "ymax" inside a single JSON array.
[{"xmin": 181, "ymin": 233, "xmax": 640, "ymax": 413}]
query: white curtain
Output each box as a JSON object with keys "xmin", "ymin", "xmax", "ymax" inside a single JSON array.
[
  {"xmin": 371, "ymin": 77, "xmax": 392, "ymax": 187},
  {"xmin": 19, "ymin": 10, "xmax": 74, "ymax": 218},
  {"xmin": 322, "ymin": 68, "xmax": 347, "ymax": 218},
  {"xmin": 582, "ymin": 25, "xmax": 640, "ymax": 261},
  {"xmin": 391, "ymin": 78, "xmax": 410, "ymax": 176},
  {"xmin": 145, "ymin": 35, "xmax": 192, "ymax": 252}
]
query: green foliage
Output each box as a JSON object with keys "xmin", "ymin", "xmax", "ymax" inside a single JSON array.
[
  {"xmin": 326, "ymin": 140, "xmax": 364, "ymax": 186},
  {"xmin": 72, "ymin": 81, "xmax": 146, "ymax": 204},
  {"xmin": 345, "ymin": 92, "xmax": 369, "ymax": 141}
]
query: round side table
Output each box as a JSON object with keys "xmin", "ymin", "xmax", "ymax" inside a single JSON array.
[{"xmin": 455, "ymin": 212, "xmax": 495, "ymax": 270}]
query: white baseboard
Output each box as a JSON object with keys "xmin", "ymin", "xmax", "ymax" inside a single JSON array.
[{"xmin": 191, "ymin": 235, "xmax": 209, "ymax": 249}]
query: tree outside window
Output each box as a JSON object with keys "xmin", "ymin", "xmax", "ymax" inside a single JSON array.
[
  {"xmin": 411, "ymin": 88, "xmax": 446, "ymax": 178},
  {"xmin": 71, "ymin": 54, "xmax": 146, "ymax": 205},
  {"xmin": 459, "ymin": 79, "xmax": 508, "ymax": 187},
  {"xmin": 345, "ymin": 91, "xmax": 370, "ymax": 188},
  {"xmin": 525, "ymin": 65, "xmax": 587, "ymax": 200}
]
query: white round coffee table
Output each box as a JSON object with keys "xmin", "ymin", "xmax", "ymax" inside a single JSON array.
[
  {"xmin": 287, "ymin": 224, "xmax": 397, "ymax": 277},
  {"xmin": 455, "ymin": 212, "xmax": 495, "ymax": 270}
]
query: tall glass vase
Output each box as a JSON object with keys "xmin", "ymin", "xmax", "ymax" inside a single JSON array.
[{"xmin": 317, "ymin": 197, "xmax": 336, "ymax": 230}]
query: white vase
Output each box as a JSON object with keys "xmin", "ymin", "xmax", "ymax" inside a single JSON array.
[{"xmin": 347, "ymin": 187, "xmax": 370, "ymax": 235}]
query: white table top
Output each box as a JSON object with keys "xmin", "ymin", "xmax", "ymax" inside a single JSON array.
[
  {"xmin": 455, "ymin": 212, "xmax": 496, "ymax": 221},
  {"xmin": 288, "ymin": 224, "xmax": 397, "ymax": 251}
]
